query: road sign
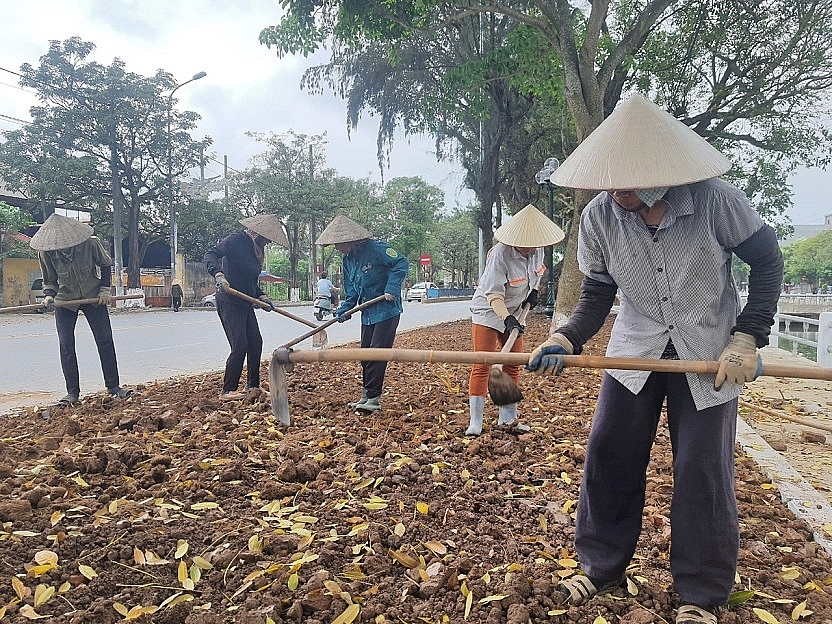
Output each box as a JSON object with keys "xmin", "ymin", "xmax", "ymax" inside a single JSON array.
[{"xmin": 419, "ymin": 253, "xmax": 432, "ymax": 267}]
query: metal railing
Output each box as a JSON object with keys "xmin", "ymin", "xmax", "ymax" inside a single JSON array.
[{"xmin": 769, "ymin": 311, "xmax": 832, "ymax": 367}]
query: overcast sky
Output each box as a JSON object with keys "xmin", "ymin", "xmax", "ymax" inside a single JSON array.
[{"xmin": 0, "ymin": 0, "xmax": 829, "ymax": 225}]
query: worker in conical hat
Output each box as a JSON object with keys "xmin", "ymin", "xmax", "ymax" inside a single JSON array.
[
  {"xmin": 526, "ymin": 94, "xmax": 783, "ymax": 619},
  {"xmin": 204, "ymin": 213, "xmax": 288, "ymax": 401},
  {"xmin": 465, "ymin": 204, "xmax": 564, "ymax": 436},
  {"xmin": 317, "ymin": 215, "xmax": 408, "ymax": 413},
  {"xmin": 30, "ymin": 213, "xmax": 133, "ymax": 406}
]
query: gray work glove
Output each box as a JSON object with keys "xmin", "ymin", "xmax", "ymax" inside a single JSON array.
[
  {"xmin": 42, "ymin": 295, "xmax": 55, "ymax": 312},
  {"xmin": 383, "ymin": 292, "xmax": 395, "ymax": 302},
  {"xmin": 215, "ymin": 272, "xmax": 230, "ymax": 291},
  {"xmin": 258, "ymin": 295, "xmax": 276, "ymax": 311},
  {"xmin": 526, "ymin": 333, "xmax": 573, "ymax": 375},
  {"xmin": 97, "ymin": 287, "xmax": 112, "ymax": 307},
  {"xmin": 715, "ymin": 331, "xmax": 762, "ymax": 389}
]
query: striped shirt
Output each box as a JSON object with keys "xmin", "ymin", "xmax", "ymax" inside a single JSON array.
[{"xmin": 577, "ymin": 178, "xmax": 764, "ymax": 410}]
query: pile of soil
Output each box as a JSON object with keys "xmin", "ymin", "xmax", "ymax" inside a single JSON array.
[{"xmin": 1, "ymin": 315, "xmax": 831, "ymax": 624}]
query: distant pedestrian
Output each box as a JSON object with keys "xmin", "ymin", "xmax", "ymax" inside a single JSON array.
[
  {"xmin": 30, "ymin": 214, "xmax": 132, "ymax": 406},
  {"xmin": 204, "ymin": 214, "xmax": 289, "ymax": 401},
  {"xmin": 316, "ymin": 215, "xmax": 408, "ymax": 412},
  {"xmin": 171, "ymin": 280, "xmax": 183, "ymax": 312}
]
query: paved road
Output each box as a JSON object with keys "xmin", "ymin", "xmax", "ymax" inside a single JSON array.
[{"xmin": 0, "ymin": 300, "xmax": 472, "ymax": 412}]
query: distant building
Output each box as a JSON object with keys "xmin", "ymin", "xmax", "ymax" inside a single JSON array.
[{"xmin": 779, "ymin": 213, "xmax": 832, "ymax": 246}]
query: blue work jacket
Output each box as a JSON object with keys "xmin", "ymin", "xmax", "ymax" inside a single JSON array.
[{"xmin": 336, "ymin": 240, "xmax": 408, "ymax": 325}]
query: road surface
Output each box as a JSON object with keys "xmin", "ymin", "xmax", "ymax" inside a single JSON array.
[{"xmin": 0, "ymin": 300, "xmax": 472, "ymax": 413}]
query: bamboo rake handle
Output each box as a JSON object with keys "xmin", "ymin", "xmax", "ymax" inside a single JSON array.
[
  {"xmin": 276, "ymin": 348, "xmax": 832, "ymax": 381},
  {"xmin": 225, "ymin": 286, "xmax": 319, "ymax": 329},
  {"xmin": 282, "ymin": 294, "xmax": 387, "ymax": 348},
  {"xmin": 0, "ymin": 293, "xmax": 144, "ymax": 314}
]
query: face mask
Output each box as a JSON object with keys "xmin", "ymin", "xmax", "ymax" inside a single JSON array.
[{"xmin": 635, "ymin": 187, "xmax": 669, "ymax": 207}]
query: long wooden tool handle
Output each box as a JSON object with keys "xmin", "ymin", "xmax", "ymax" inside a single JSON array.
[
  {"xmin": 278, "ymin": 348, "xmax": 832, "ymax": 381},
  {"xmin": 225, "ymin": 286, "xmax": 318, "ymax": 329},
  {"xmin": 498, "ymin": 276, "xmax": 541, "ymax": 357},
  {"xmin": 282, "ymin": 294, "xmax": 388, "ymax": 348},
  {"xmin": 0, "ymin": 293, "xmax": 144, "ymax": 314}
]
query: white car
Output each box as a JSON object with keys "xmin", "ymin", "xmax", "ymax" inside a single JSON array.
[
  {"xmin": 406, "ymin": 282, "xmax": 438, "ymax": 302},
  {"xmin": 201, "ymin": 293, "xmax": 216, "ymax": 307}
]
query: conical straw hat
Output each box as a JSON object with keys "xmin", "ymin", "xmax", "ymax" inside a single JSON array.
[
  {"xmin": 29, "ymin": 214, "xmax": 93, "ymax": 251},
  {"xmin": 550, "ymin": 93, "xmax": 731, "ymax": 190},
  {"xmin": 494, "ymin": 204, "xmax": 565, "ymax": 247},
  {"xmin": 240, "ymin": 214, "xmax": 289, "ymax": 248},
  {"xmin": 316, "ymin": 215, "xmax": 372, "ymax": 245}
]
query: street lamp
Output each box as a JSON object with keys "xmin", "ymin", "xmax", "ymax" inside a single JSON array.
[
  {"xmin": 535, "ymin": 157, "xmax": 560, "ymax": 318},
  {"xmin": 167, "ymin": 71, "xmax": 206, "ymax": 304}
]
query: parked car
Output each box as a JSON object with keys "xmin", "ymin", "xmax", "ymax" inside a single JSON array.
[
  {"xmin": 201, "ymin": 293, "xmax": 216, "ymax": 307},
  {"xmin": 406, "ymin": 281, "xmax": 438, "ymax": 302},
  {"xmin": 29, "ymin": 278, "xmax": 45, "ymax": 306}
]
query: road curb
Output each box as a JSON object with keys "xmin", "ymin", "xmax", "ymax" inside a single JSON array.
[{"xmin": 736, "ymin": 417, "xmax": 832, "ymax": 555}]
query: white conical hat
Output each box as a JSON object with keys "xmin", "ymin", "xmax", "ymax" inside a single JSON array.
[
  {"xmin": 494, "ymin": 204, "xmax": 565, "ymax": 247},
  {"xmin": 29, "ymin": 214, "xmax": 93, "ymax": 251},
  {"xmin": 316, "ymin": 215, "xmax": 372, "ymax": 245},
  {"xmin": 240, "ymin": 214, "xmax": 289, "ymax": 248},
  {"xmin": 550, "ymin": 93, "xmax": 732, "ymax": 190}
]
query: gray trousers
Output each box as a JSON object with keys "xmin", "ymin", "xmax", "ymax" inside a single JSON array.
[{"xmin": 576, "ymin": 372, "xmax": 738, "ymax": 609}]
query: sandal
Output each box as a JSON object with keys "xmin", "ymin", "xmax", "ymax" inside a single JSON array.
[
  {"xmin": 557, "ymin": 574, "xmax": 624, "ymax": 606},
  {"xmin": 676, "ymin": 605, "xmax": 717, "ymax": 624},
  {"xmin": 57, "ymin": 394, "xmax": 80, "ymax": 407}
]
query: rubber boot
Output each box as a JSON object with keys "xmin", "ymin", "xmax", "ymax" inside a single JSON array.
[
  {"xmin": 465, "ymin": 396, "xmax": 485, "ymax": 436},
  {"xmin": 498, "ymin": 403, "xmax": 530, "ymax": 432},
  {"xmin": 498, "ymin": 403, "xmax": 518, "ymax": 425},
  {"xmin": 348, "ymin": 389, "xmax": 368, "ymax": 408},
  {"xmin": 359, "ymin": 396, "xmax": 381, "ymax": 412}
]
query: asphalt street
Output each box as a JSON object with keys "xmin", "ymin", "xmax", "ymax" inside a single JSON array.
[{"xmin": 0, "ymin": 299, "xmax": 472, "ymax": 412}]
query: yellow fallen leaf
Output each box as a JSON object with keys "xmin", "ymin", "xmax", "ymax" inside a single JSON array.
[
  {"xmin": 133, "ymin": 547, "xmax": 146, "ymax": 565},
  {"xmin": 175, "ymin": 540, "xmax": 189, "ymax": 559},
  {"xmin": 331, "ymin": 603, "xmax": 360, "ymax": 624},
  {"xmin": 416, "ymin": 502, "xmax": 429, "ymax": 514},
  {"xmin": 190, "ymin": 501, "xmax": 219, "ymax": 511},
  {"xmin": 592, "ymin": 617, "xmax": 609, "ymax": 624},
  {"xmin": 288, "ymin": 572, "xmax": 299, "ymax": 590},
  {"xmin": 424, "ymin": 540, "xmax": 447, "ymax": 556},
  {"xmin": 478, "ymin": 594, "xmax": 507, "ymax": 604},
  {"xmin": 753, "ymin": 608, "xmax": 780, "ymax": 624},
  {"xmin": 178, "ymin": 561, "xmax": 188, "ymax": 584},
  {"xmin": 33, "ymin": 584, "xmax": 55, "ymax": 608},
  {"xmin": 34, "ymin": 551, "xmax": 58, "ymax": 566},
  {"xmin": 79, "ymin": 564, "xmax": 97, "ymax": 580},
  {"xmin": 394, "ymin": 522, "xmax": 406, "ymax": 536},
  {"xmin": 192, "ymin": 556, "xmax": 213, "ymax": 570},
  {"xmin": 12, "ymin": 576, "xmax": 30, "ymax": 599},
  {"xmin": 18, "ymin": 604, "xmax": 49, "ymax": 619}
]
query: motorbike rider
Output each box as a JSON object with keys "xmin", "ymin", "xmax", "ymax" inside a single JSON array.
[{"xmin": 316, "ymin": 272, "xmax": 334, "ymax": 301}]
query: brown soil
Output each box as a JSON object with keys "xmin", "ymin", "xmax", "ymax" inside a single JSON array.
[{"xmin": 1, "ymin": 315, "xmax": 831, "ymax": 624}]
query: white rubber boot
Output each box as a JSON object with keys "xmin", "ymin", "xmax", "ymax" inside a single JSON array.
[
  {"xmin": 498, "ymin": 403, "xmax": 530, "ymax": 432},
  {"xmin": 498, "ymin": 403, "xmax": 518, "ymax": 425},
  {"xmin": 465, "ymin": 396, "xmax": 485, "ymax": 436}
]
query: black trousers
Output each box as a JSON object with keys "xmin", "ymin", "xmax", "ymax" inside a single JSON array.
[
  {"xmin": 576, "ymin": 372, "xmax": 739, "ymax": 608},
  {"xmin": 359, "ymin": 315, "xmax": 400, "ymax": 399},
  {"xmin": 216, "ymin": 299, "xmax": 263, "ymax": 392},
  {"xmin": 55, "ymin": 304, "xmax": 120, "ymax": 396},
  {"xmin": 172, "ymin": 295, "xmax": 182, "ymax": 311}
]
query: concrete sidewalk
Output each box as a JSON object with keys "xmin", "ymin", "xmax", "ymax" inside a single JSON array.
[{"xmin": 738, "ymin": 347, "xmax": 832, "ymax": 553}]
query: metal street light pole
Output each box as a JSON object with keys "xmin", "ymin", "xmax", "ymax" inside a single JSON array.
[
  {"xmin": 167, "ymin": 71, "xmax": 206, "ymax": 306},
  {"xmin": 535, "ymin": 157, "xmax": 560, "ymax": 318}
]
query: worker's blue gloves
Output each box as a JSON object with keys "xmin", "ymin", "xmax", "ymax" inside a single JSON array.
[
  {"xmin": 503, "ymin": 314, "xmax": 524, "ymax": 335},
  {"xmin": 522, "ymin": 289, "xmax": 539, "ymax": 309},
  {"xmin": 337, "ymin": 312, "xmax": 350, "ymax": 323},
  {"xmin": 526, "ymin": 333, "xmax": 574, "ymax": 375}
]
